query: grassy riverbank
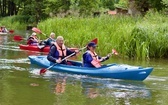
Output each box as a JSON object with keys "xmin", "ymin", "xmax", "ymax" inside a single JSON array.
[
  {"xmin": 1, "ymin": 12, "xmax": 167, "ymax": 60},
  {"xmin": 38, "ymin": 11, "xmax": 168, "ymax": 60},
  {"xmin": 0, "ymin": 16, "xmax": 27, "ymax": 30}
]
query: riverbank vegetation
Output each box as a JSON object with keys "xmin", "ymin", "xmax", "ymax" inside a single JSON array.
[
  {"xmin": 38, "ymin": 11, "xmax": 168, "ymax": 60},
  {"xmin": 0, "ymin": 16, "xmax": 27, "ymax": 30}
]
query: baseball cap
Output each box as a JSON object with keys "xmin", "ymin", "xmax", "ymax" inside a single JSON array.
[{"xmin": 87, "ymin": 42, "xmax": 97, "ymax": 47}]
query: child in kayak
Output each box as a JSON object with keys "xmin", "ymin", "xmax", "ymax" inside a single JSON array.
[{"xmin": 83, "ymin": 42, "xmax": 111, "ymax": 68}]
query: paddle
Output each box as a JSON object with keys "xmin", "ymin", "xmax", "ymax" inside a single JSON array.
[
  {"xmin": 99, "ymin": 49, "xmax": 118, "ymax": 62},
  {"xmin": 112, "ymin": 49, "xmax": 118, "ymax": 55},
  {"xmin": 13, "ymin": 35, "xmax": 26, "ymax": 41},
  {"xmin": 9, "ymin": 30, "xmax": 14, "ymax": 34},
  {"xmin": 39, "ymin": 38, "xmax": 98, "ymax": 74},
  {"xmin": 13, "ymin": 27, "xmax": 43, "ymax": 41},
  {"xmin": 32, "ymin": 27, "xmax": 47, "ymax": 37}
]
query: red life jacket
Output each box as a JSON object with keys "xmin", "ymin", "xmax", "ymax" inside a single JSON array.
[
  {"xmin": 87, "ymin": 51, "xmax": 101, "ymax": 68},
  {"xmin": 54, "ymin": 43, "xmax": 67, "ymax": 60}
]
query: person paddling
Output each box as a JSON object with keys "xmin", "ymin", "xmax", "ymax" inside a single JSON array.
[
  {"xmin": 44, "ymin": 32, "xmax": 56, "ymax": 46},
  {"xmin": 83, "ymin": 42, "xmax": 111, "ymax": 68},
  {"xmin": 0, "ymin": 26, "xmax": 8, "ymax": 33},
  {"xmin": 27, "ymin": 32, "xmax": 39, "ymax": 45},
  {"xmin": 47, "ymin": 36, "xmax": 78, "ymax": 64}
]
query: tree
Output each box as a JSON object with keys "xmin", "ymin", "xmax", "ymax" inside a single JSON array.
[
  {"xmin": 128, "ymin": 0, "xmax": 164, "ymax": 16},
  {"xmin": 78, "ymin": 0, "xmax": 101, "ymax": 16},
  {"xmin": 13, "ymin": 0, "xmax": 48, "ymax": 24},
  {"xmin": 162, "ymin": 0, "xmax": 168, "ymax": 13},
  {"xmin": 0, "ymin": 0, "xmax": 18, "ymax": 17}
]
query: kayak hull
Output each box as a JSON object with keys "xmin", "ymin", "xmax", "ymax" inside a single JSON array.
[
  {"xmin": 19, "ymin": 44, "xmax": 78, "ymax": 52},
  {"xmin": 19, "ymin": 44, "xmax": 50, "ymax": 52},
  {"xmin": 0, "ymin": 32, "xmax": 8, "ymax": 35},
  {"xmin": 28, "ymin": 55, "xmax": 153, "ymax": 81}
]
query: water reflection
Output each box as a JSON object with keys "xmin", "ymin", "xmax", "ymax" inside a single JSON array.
[
  {"xmin": 54, "ymin": 76, "xmax": 67, "ymax": 95},
  {"xmin": 29, "ymin": 66, "xmax": 151, "ymax": 104},
  {"xmin": 0, "ymin": 35, "xmax": 8, "ymax": 45},
  {"xmin": 83, "ymin": 78, "xmax": 150, "ymax": 96}
]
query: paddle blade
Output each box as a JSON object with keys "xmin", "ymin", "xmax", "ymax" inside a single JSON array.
[
  {"xmin": 13, "ymin": 35, "xmax": 23, "ymax": 41},
  {"xmin": 91, "ymin": 38, "xmax": 98, "ymax": 44},
  {"xmin": 40, "ymin": 68, "xmax": 47, "ymax": 75},
  {"xmin": 9, "ymin": 30, "xmax": 14, "ymax": 34},
  {"xmin": 112, "ymin": 49, "xmax": 118, "ymax": 55},
  {"xmin": 32, "ymin": 27, "xmax": 41, "ymax": 34}
]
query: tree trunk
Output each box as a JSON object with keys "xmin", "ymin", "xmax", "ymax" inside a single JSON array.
[
  {"xmin": 0, "ymin": 0, "xmax": 2, "ymax": 16},
  {"xmin": 8, "ymin": 0, "xmax": 11, "ymax": 16}
]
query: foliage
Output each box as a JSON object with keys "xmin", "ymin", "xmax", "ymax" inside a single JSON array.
[
  {"xmin": 132, "ymin": 0, "xmax": 164, "ymax": 13},
  {"xmin": 115, "ymin": 0, "xmax": 128, "ymax": 9},
  {"xmin": 148, "ymin": 0, "xmax": 164, "ymax": 11},
  {"xmin": 15, "ymin": 0, "xmax": 48, "ymax": 24},
  {"xmin": 102, "ymin": 0, "xmax": 117, "ymax": 10},
  {"xmin": 162, "ymin": 0, "xmax": 168, "ymax": 12},
  {"xmin": 78, "ymin": 0, "xmax": 101, "ymax": 16},
  {"xmin": 0, "ymin": 16, "xmax": 26, "ymax": 30}
]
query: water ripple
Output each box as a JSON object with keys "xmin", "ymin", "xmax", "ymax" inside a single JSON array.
[
  {"xmin": 0, "ymin": 65, "xmax": 26, "ymax": 71},
  {"xmin": 0, "ymin": 58, "xmax": 29, "ymax": 64}
]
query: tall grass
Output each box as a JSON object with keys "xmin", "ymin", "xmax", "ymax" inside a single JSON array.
[
  {"xmin": 0, "ymin": 16, "xmax": 27, "ymax": 30},
  {"xmin": 38, "ymin": 12, "xmax": 168, "ymax": 60},
  {"xmin": 129, "ymin": 11, "xmax": 168, "ymax": 59}
]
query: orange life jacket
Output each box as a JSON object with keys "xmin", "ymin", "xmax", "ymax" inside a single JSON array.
[
  {"xmin": 54, "ymin": 43, "xmax": 67, "ymax": 60},
  {"xmin": 87, "ymin": 51, "xmax": 101, "ymax": 68}
]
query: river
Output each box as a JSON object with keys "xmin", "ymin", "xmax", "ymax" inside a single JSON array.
[{"xmin": 0, "ymin": 30, "xmax": 168, "ymax": 105}]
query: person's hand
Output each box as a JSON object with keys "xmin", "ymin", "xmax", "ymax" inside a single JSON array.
[
  {"xmin": 112, "ymin": 49, "xmax": 118, "ymax": 55},
  {"xmin": 74, "ymin": 49, "xmax": 79, "ymax": 54},
  {"xmin": 107, "ymin": 53, "xmax": 112, "ymax": 57},
  {"xmin": 55, "ymin": 59, "xmax": 62, "ymax": 63},
  {"xmin": 99, "ymin": 57, "xmax": 106, "ymax": 62}
]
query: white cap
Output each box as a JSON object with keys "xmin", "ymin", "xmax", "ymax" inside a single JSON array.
[{"xmin": 32, "ymin": 32, "xmax": 37, "ymax": 36}]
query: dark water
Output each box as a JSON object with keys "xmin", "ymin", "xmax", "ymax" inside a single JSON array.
[{"xmin": 0, "ymin": 31, "xmax": 168, "ymax": 105}]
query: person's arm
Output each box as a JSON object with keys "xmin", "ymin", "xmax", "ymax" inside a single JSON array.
[
  {"xmin": 98, "ymin": 55, "xmax": 109, "ymax": 62},
  {"xmin": 66, "ymin": 48, "xmax": 76, "ymax": 56},
  {"xmin": 48, "ymin": 39, "xmax": 54, "ymax": 46},
  {"xmin": 47, "ymin": 46, "xmax": 58, "ymax": 63},
  {"xmin": 5, "ymin": 28, "xmax": 8, "ymax": 32}
]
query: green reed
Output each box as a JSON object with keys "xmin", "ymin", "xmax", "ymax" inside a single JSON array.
[
  {"xmin": 38, "ymin": 12, "xmax": 168, "ymax": 60},
  {"xmin": 0, "ymin": 16, "xmax": 26, "ymax": 30}
]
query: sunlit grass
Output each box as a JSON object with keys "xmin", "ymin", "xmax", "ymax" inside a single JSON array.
[{"xmin": 36, "ymin": 12, "xmax": 168, "ymax": 60}]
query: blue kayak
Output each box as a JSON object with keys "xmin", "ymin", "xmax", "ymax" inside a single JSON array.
[{"xmin": 28, "ymin": 56, "xmax": 153, "ymax": 81}]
